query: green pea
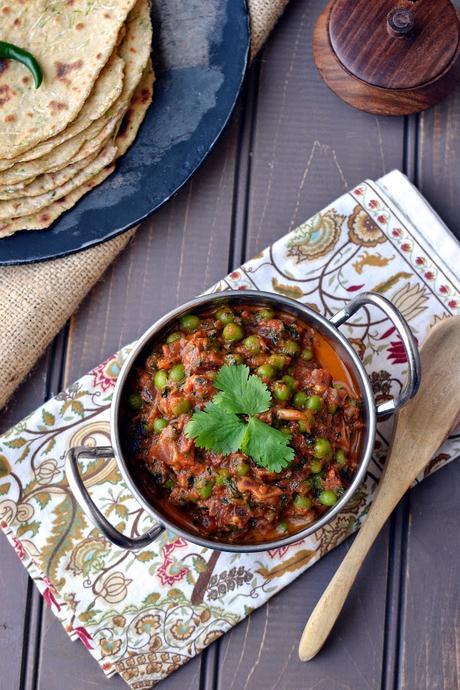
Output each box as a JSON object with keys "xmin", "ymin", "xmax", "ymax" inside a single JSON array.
[
  {"xmin": 306, "ymin": 395, "xmax": 322, "ymax": 413},
  {"xmin": 216, "ymin": 308, "xmax": 234, "ymax": 325},
  {"xmin": 127, "ymin": 392, "xmax": 143, "ymax": 411},
  {"xmin": 311, "ymin": 474, "xmax": 322, "ymax": 490},
  {"xmin": 293, "ymin": 391, "xmax": 308, "ymax": 409},
  {"xmin": 310, "ymin": 459, "xmax": 322, "ymax": 474},
  {"xmin": 257, "ymin": 307, "xmax": 275, "ymax": 320},
  {"xmin": 172, "ymin": 398, "xmax": 192, "ymax": 416},
  {"xmin": 166, "ymin": 331, "xmax": 181, "ymax": 344},
  {"xmin": 273, "ymin": 382, "xmax": 291, "ymax": 402},
  {"xmin": 236, "ymin": 462, "xmax": 250, "ymax": 476},
  {"xmin": 293, "ymin": 494, "xmax": 312, "ymax": 510},
  {"xmin": 180, "ymin": 314, "xmax": 201, "ymax": 331},
  {"xmin": 276, "ymin": 519, "xmax": 289, "ymax": 533},
  {"xmin": 169, "ymin": 363, "xmax": 185, "ymax": 383},
  {"xmin": 301, "ymin": 348, "xmax": 314, "ymax": 361},
  {"xmin": 336, "ymin": 449, "xmax": 347, "ymax": 466},
  {"xmin": 314, "ymin": 437, "xmax": 332, "ymax": 458},
  {"xmin": 328, "ymin": 402, "xmax": 338, "ymax": 414},
  {"xmin": 281, "ymin": 374, "xmax": 297, "ymax": 390},
  {"xmin": 215, "ymin": 468, "xmax": 230, "ymax": 485},
  {"xmin": 257, "ymin": 364, "xmax": 275, "ymax": 380},
  {"xmin": 298, "ymin": 420, "xmax": 308, "ymax": 433},
  {"xmin": 153, "ymin": 418, "xmax": 168, "ymax": 433},
  {"xmin": 154, "ymin": 369, "xmax": 168, "ymax": 390},
  {"xmin": 281, "ymin": 340, "xmax": 300, "ymax": 356},
  {"xmin": 197, "ymin": 481, "xmax": 214, "ymax": 499},
  {"xmin": 303, "ymin": 478, "xmax": 313, "ymax": 491},
  {"xmin": 223, "ymin": 323, "xmax": 244, "ymax": 342},
  {"xmin": 244, "ymin": 335, "xmax": 261, "ymax": 353},
  {"xmin": 268, "ymin": 354, "xmax": 288, "ymax": 370},
  {"xmin": 319, "ymin": 490, "xmax": 338, "ymax": 507},
  {"xmin": 164, "ymin": 478, "xmax": 175, "ymax": 489},
  {"xmin": 280, "ymin": 426, "xmax": 291, "ymax": 435},
  {"xmin": 225, "ymin": 353, "xmax": 243, "ymax": 366}
]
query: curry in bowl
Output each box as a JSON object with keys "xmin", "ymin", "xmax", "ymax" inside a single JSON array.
[{"xmin": 121, "ymin": 302, "xmax": 364, "ymax": 545}]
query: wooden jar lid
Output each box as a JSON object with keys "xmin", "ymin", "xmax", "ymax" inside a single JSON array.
[
  {"xmin": 313, "ymin": 0, "xmax": 460, "ymax": 116},
  {"xmin": 329, "ymin": 0, "xmax": 459, "ymax": 90}
]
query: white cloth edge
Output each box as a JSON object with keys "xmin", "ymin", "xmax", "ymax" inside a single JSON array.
[{"xmin": 375, "ymin": 170, "xmax": 460, "ymax": 290}]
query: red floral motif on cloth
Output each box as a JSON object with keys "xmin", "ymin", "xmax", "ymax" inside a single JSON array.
[{"xmin": 156, "ymin": 538, "xmax": 189, "ymax": 586}]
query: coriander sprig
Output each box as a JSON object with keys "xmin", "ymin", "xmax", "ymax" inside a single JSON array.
[{"xmin": 185, "ymin": 365, "xmax": 294, "ymax": 472}]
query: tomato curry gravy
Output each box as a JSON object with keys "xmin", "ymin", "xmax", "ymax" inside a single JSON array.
[{"xmin": 122, "ymin": 303, "xmax": 364, "ymax": 544}]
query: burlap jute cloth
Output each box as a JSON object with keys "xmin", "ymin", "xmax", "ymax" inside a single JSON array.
[{"xmin": 0, "ymin": 0, "xmax": 289, "ymax": 411}]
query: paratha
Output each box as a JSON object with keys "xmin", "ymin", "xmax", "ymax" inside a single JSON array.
[
  {"xmin": 0, "ymin": 60, "xmax": 154, "ymax": 236},
  {"xmin": 0, "ymin": 150, "xmax": 104, "ymax": 200},
  {"xmin": 0, "ymin": 107, "xmax": 119, "ymax": 186},
  {"xmin": 0, "ymin": 0, "xmax": 152, "ymax": 186},
  {"xmin": 3, "ymin": 53, "xmax": 125, "ymax": 166},
  {"xmin": 0, "ymin": 0, "xmax": 138, "ymax": 159}
]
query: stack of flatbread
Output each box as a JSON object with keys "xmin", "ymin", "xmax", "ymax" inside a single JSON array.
[{"xmin": 0, "ymin": 0, "xmax": 154, "ymax": 238}]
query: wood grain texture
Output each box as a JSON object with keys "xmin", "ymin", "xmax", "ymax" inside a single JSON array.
[
  {"xmin": 1, "ymin": 0, "xmax": 460, "ymax": 687},
  {"xmin": 329, "ymin": 0, "xmax": 459, "ymax": 89},
  {"xmin": 398, "ymin": 462, "xmax": 460, "ymax": 690},
  {"xmin": 245, "ymin": 0, "xmax": 405, "ymax": 260},
  {"xmin": 313, "ymin": 0, "xmax": 460, "ymax": 116}
]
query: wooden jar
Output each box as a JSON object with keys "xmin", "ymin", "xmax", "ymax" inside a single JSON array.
[{"xmin": 313, "ymin": 0, "xmax": 460, "ymax": 115}]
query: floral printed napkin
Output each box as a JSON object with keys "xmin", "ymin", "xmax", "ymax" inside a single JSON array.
[{"xmin": 0, "ymin": 170, "xmax": 459, "ymax": 689}]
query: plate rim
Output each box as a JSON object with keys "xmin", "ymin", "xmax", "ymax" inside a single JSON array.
[{"xmin": 0, "ymin": 0, "xmax": 250, "ymax": 266}]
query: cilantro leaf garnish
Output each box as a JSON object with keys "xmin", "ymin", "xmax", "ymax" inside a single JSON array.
[
  {"xmin": 213, "ymin": 364, "xmax": 271, "ymax": 415},
  {"xmin": 185, "ymin": 364, "xmax": 293, "ymax": 473},
  {"xmin": 242, "ymin": 417, "xmax": 294, "ymax": 473},
  {"xmin": 184, "ymin": 403, "xmax": 247, "ymax": 455}
]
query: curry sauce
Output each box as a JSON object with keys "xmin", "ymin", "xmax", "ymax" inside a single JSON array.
[{"xmin": 122, "ymin": 304, "xmax": 364, "ymax": 544}]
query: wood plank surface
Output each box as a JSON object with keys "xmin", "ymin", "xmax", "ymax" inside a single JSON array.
[{"xmin": 0, "ymin": 0, "xmax": 459, "ymax": 688}]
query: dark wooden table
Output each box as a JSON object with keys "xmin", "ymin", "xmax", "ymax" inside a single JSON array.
[{"xmin": 1, "ymin": 1, "xmax": 459, "ymax": 688}]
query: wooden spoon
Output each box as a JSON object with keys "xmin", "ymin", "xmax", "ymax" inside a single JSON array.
[{"xmin": 299, "ymin": 316, "xmax": 460, "ymax": 662}]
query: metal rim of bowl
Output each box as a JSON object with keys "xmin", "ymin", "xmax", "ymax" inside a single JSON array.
[{"xmin": 110, "ymin": 290, "xmax": 377, "ymax": 553}]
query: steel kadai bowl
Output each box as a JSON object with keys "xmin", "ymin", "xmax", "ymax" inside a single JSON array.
[{"xmin": 66, "ymin": 290, "xmax": 421, "ymax": 553}]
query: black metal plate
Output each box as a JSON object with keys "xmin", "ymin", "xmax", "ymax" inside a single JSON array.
[{"xmin": 0, "ymin": 0, "xmax": 249, "ymax": 265}]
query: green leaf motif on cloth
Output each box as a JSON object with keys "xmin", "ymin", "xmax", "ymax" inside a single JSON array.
[
  {"xmin": 40, "ymin": 493, "xmax": 87, "ymax": 583},
  {"xmin": 0, "ymin": 454, "xmax": 11, "ymax": 477},
  {"xmin": 34, "ymin": 491, "xmax": 51, "ymax": 509},
  {"xmin": 271, "ymin": 277, "xmax": 304, "ymax": 299},
  {"xmin": 17, "ymin": 520, "xmax": 40, "ymax": 538},
  {"xmin": 42, "ymin": 409, "xmax": 56, "ymax": 426},
  {"xmin": 373, "ymin": 271, "xmax": 412, "ymax": 293},
  {"xmin": 5, "ymin": 437, "xmax": 26, "ymax": 449}
]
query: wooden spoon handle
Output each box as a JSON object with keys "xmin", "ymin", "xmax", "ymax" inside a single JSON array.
[
  {"xmin": 299, "ymin": 316, "xmax": 460, "ymax": 662},
  {"xmin": 298, "ymin": 478, "xmax": 404, "ymax": 661}
]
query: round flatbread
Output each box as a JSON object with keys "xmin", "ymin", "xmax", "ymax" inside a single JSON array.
[
  {"xmin": 4, "ymin": 54, "xmax": 125, "ymax": 166},
  {"xmin": 0, "ymin": 107, "xmax": 118, "ymax": 186},
  {"xmin": 0, "ymin": 0, "xmax": 153, "ymax": 186},
  {"xmin": 0, "ymin": 60, "xmax": 154, "ymax": 236},
  {"xmin": 0, "ymin": 0, "xmax": 138, "ymax": 159}
]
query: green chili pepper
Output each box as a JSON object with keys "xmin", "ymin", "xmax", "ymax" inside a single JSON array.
[{"xmin": 0, "ymin": 41, "xmax": 43, "ymax": 88}]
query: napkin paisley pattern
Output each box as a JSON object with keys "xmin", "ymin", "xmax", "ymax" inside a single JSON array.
[{"xmin": 1, "ymin": 174, "xmax": 459, "ymax": 689}]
